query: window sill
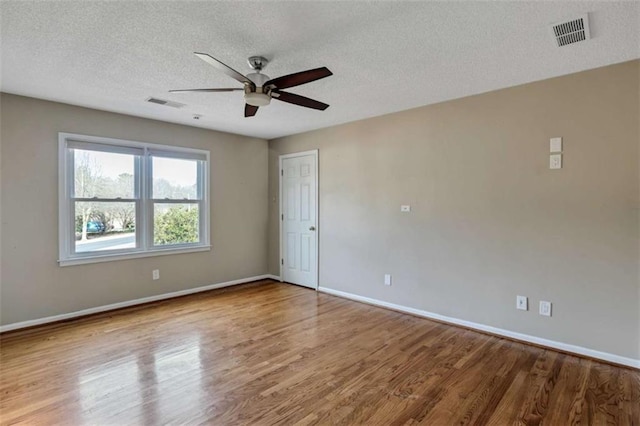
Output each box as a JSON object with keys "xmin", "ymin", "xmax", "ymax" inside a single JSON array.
[{"xmin": 58, "ymin": 245, "xmax": 211, "ymax": 267}]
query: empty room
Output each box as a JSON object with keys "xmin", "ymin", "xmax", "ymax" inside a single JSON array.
[{"xmin": 1, "ymin": 0, "xmax": 639, "ymax": 424}]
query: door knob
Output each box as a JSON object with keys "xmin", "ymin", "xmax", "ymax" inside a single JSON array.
[{"xmin": 309, "ymin": 226, "xmax": 316, "ymax": 231}]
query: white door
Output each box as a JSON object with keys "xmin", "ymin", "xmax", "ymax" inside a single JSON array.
[{"xmin": 280, "ymin": 151, "xmax": 318, "ymax": 289}]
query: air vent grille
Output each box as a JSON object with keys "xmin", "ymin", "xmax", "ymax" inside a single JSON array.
[
  {"xmin": 146, "ymin": 97, "xmax": 186, "ymax": 108},
  {"xmin": 551, "ymin": 14, "xmax": 590, "ymax": 47},
  {"xmin": 147, "ymin": 97, "xmax": 167, "ymax": 105}
]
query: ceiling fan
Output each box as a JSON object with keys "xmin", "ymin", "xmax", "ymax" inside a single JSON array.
[{"xmin": 170, "ymin": 53, "xmax": 333, "ymax": 117}]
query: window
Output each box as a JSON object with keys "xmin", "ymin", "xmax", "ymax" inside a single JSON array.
[{"xmin": 58, "ymin": 133, "xmax": 209, "ymax": 266}]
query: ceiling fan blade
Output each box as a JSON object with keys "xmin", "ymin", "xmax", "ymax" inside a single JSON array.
[
  {"xmin": 265, "ymin": 67, "xmax": 332, "ymax": 90},
  {"xmin": 169, "ymin": 88, "xmax": 243, "ymax": 93},
  {"xmin": 194, "ymin": 52, "xmax": 255, "ymax": 87},
  {"xmin": 272, "ymin": 90, "xmax": 329, "ymax": 110},
  {"xmin": 245, "ymin": 104, "xmax": 259, "ymax": 117}
]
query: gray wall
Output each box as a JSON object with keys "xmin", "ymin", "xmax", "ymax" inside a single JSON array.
[
  {"xmin": 268, "ymin": 60, "xmax": 640, "ymax": 360},
  {"xmin": 0, "ymin": 94, "xmax": 269, "ymax": 325}
]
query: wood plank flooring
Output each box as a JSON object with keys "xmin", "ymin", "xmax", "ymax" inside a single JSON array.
[{"xmin": 1, "ymin": 280, "xmax": 638, "ymax": 425}]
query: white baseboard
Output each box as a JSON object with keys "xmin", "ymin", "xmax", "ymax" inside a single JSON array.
[
  {"xmin": 265, "ymin": 274, "xmax": 282, "ymax": 281},
  {"xmin": 318, "ymin": 286, "xmax": 640, "ymax": 369},
  {"xmin": 0, "ymin": 274, "xmax": 275, "ymax": 333}
]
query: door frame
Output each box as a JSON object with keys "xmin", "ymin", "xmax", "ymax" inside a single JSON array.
[{"xmin": 279, "ymin": 149, "xmax": 319, "ymax": 290}]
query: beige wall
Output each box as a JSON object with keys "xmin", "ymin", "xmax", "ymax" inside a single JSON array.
[
  {"xmin": 268, "ymin": 60, "xmax": 640, "ymax": 360},
  {"xmin": 2, "ymin": 61, "xmax": 638, "ymax": 361},
  {"xmin": 0, "ymin": 94, "xmax": 269, "ymax": 325}
]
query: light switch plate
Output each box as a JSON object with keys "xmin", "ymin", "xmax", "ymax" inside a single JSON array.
[
  {"xmin": 550, "ymin": 137, "xmax": 563, "ymax": 153},
  {"xmin": 400, "ymin": 205, "xmax": 411, "ymax": 212},
  {"xmin": 550, "ymin": 154, "xmax": 562, "ymax": 170}
]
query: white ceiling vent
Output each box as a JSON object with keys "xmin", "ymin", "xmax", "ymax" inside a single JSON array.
[
  {"xmin": 145, "ymin": 97, "xmax": 186, "ymax": 108},
  {"xmin": 551, "ymin": 14, "xmax": 590, "ymax": 47}
]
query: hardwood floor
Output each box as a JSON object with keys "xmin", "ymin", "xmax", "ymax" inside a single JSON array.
[{"xmin": 1, "ymin": 280, "xmax": 638, "ymax": 425}]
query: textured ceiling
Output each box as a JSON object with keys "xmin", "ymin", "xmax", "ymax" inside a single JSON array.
[{"xmin": 1, "ymin": 1, "xmax": 639, "ymax": 140}]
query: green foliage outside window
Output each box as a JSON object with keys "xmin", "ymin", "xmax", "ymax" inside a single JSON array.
[{"xmin": 154, "ymin": 206, "xmax": 199, "ymax": 245}]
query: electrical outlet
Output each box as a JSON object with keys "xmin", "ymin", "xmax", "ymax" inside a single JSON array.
[
  {"xmin": 152, "ymin": 269, "xmax": 160, "ymax": 280},
  {"xmin": 516, "ymin": 295, "xmax": 528, "ymax": 311},
  {"xmin": 539, "ymin": 301, "xmax": 552, "ymax": 317},
  {"xmin": 549, "ymin": 154, "xmax": 562, "ymax": 170},
  {"xmin": 384, "ymin": 274, "xmax": 392, "ymax": 286}
]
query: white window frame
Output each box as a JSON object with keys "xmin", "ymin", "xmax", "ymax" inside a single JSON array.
[{"xmin": 58, "ymin": 132, "xmax": 210, "ymax": 266}]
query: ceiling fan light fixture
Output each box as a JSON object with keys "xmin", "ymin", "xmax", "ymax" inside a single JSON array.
[{"xmin": 245, "ymin": 92, "xmax": 271, "ymax": 107}]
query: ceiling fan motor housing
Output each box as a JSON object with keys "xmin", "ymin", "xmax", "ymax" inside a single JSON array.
[
  {"xmin": 246, "ymin": 72, "xmax": 270, "ymax": 87},
  {"xmin": 245, "ymin": 72, "xmax": 271, "ymax": 106}
]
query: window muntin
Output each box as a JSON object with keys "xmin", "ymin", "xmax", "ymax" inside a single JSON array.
[{"xmin": 59, "ymin": 134, "xmax": 209, "ymax": 266}]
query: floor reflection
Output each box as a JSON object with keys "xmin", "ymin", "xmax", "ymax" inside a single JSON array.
[
  {"xmin": 78, "ymin": 354, "xmax": 142, "ymax": 421},
  {"xmin": 151, "ymin": 335, "xmax": 203, "ymax": 423},
  {"xmin": 77, "ymin": 334, "xmax": 203, "ymax": 424}
]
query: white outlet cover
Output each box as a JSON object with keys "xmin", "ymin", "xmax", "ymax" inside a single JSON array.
[
  {"xmin": 384, "ymin": 274, "xmax": 392, "ymax": 286},
  {"xmin": 516, "ymin": 295, "xmax": 528, "ymax": 311},
  {"xmin": 550, "ymin": 137, "xmax": 562, "ymax": 153},
  {"xmin": 400, "ymin": 205, "xmax": 411, "ymax": 212},
  {"xmin": 539, "ymin": 301, "xmax": 552, "ymax": 317},
  {"xmin": 152, "ymin": 269, "xmax": 160, "ymax": 280},
  {"xmin": 549, "ymin": 154, "xmax": 562, "ymax": 170}
]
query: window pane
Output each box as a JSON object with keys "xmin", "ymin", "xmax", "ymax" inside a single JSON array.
[
  {"xmin": 75, "ymin": 202, "xmax": 136, "ymax": 253},
  {"xmin": 74, "ymin": 149, "xmax": 135, "ymax": 198},
  {"xmin": 154, "ymin": 203, "xmax": 199, "ymax": 246},
  {"xmin": 152, "ymin": 157, "xmax": 199, "ymax": 199}
]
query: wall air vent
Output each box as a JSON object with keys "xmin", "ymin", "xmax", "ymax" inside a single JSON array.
[
  {"xmin": 551, "ymin": 14, "xmax": 590, "ymax": 47},
  {"xmin": 145, "ymin": 97, "xmax": 186, "ymax": 108}
]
